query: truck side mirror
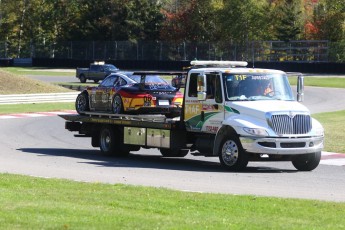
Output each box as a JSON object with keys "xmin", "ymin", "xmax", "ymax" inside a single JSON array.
[
  {"xmin": 297, "ymin": 75, "xmax": 304, "ymax": 102},
  {"xmin": 197, "ymin": 74, "xmax": 207, "ymax": 101}
]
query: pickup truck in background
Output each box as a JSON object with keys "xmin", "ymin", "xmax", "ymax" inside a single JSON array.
[{"xmin": 76, "ymin": 62, "xmax": 119, "ymax": 83}]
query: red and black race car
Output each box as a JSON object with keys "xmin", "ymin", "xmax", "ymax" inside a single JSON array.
[{"xmin": 75, "ymin": 71, "xmax": 184, "ymax": 117}]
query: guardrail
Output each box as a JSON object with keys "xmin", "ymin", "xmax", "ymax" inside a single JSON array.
[{"xmin": 0, "ymin": 92, "xmax": 79, "ymax": 104}]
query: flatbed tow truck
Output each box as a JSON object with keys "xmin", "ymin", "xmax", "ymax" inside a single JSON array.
[{"xmin": 60, "ymin": 61, "xmax": 324, "ymax": 171}]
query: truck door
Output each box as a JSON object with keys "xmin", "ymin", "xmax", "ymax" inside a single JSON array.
[{"xmin": 184, "ymin": 72, "xmax": 224, "ymax": 134}]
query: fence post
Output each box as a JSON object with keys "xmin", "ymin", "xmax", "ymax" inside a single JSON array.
[
  {"xmin": 92, "ymin": 41, "xmax": 95, "ymax": 60},
  {"xmin": 114, "ymin": 41, "xmax": 117, "ymax": 60}
]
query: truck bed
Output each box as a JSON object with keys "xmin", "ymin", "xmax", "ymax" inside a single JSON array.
[{"xmin": 59, "ymin": 112, "xmax": 183, "ymax": 130}]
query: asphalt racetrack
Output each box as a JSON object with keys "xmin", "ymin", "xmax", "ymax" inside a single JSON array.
[{"xmin": 1, "ymin": 74, "xmax": 345, "ymax": 201}]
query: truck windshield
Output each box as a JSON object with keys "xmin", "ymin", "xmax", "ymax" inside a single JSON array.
[{"xmin": 224, "ymin": 73, "xmax": 294, "ymax": 101}]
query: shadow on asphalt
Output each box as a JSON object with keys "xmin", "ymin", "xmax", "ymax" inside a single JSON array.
[{"xmin": 17, "ymin": 147, "xmax": 297, "ymax": 174}]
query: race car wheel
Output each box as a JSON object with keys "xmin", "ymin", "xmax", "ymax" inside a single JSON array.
[
  {"xmin": 292, "ymin": 152, "xmax": 321, "ymax": 171},
  {"xmin": 75, "ymin": 92, "xmax": 89, "ymax": 114},
  {"xmin": 79, "ymin": 74, "xmax": 86, "ymax": 83},
  {"xmin": 218, "ymin": 131, "xmax": 248, "ymax": 171},
  {"xmin": 112, "ymin": 95, "xmax": 124, "ymax": 114}
]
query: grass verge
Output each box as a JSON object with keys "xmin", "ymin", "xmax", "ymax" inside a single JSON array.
[
  {"xmin": 289, "ymin": 77, "xmax": 345, "ymax": 88},
  {"xmin": 1, "ymin": 173, "xmax": 344, "ymax": 229},
  {"xmin": 1, "ymin": 67, "xmax": 74, "ymax": 76},
  {"xmin": 313, "ymin": 110, "xmax": 345, "ymax": 153},
  {"xmin": 0, "ymin": 69, "xmax": 72, "ymax": 94},
  {"xmin": 0, "ymin": 102, "xmax": 74, "ymax": 114}
]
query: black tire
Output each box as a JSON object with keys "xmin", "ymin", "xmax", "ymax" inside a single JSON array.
[
  {"xmin": 94, "ymin": 80, "xmax": 99, "ymax": 83},
  {"xmin": 292, "ymin": 152, "xmax": 321, "ymax": 171},
  {"xmin": 218, "ymin": 132, "xmax": 248, "ymax": 171},
  {"xmin": 160, "ymin": 149, "xmax": 189, "ymax": 157},
  {"xmin": 112, "ymin": 94, "xmax": 124, "ymax": 114},
  {"xmin": 75, "ymin": 92, "xmax": 89, "ymax": 114},
  {"xmin": 99, "ymin": 126, "xmax": 129, "ymax": 157},
  {"xmin": 79, "ymin": 74, "xmax": 86, "ymax": 83}
]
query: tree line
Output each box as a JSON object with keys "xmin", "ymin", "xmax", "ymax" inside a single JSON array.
[{"xmin": 0, "ymin": 0, "xmax": 344, "ymax": 59}]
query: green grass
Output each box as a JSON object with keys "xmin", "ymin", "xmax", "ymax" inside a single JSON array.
[
  {"xmin": 0, "ymin": 173, "xmax": 344, "ymax": 229},
  {"xmin": 0, "ymin": 69, "xmax": 72, "ymax": 94},
  {"xmin": 289, "ymin": 77, "xmax": 345, "ymax": 88},
  {"xmin": 313, "ymin": 110, "xmax": 345, "ymax": 153},
  {"xmin": 1, "ymin": 67, "xmax": 74, "ymax": 76},
  {"xmin": 0, "ymin": 102, "xmax": 75, "ymax": 114}
]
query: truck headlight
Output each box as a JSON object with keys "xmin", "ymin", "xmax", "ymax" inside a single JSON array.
[
  {"xmin": 314, "ymin": 127, "xmax": 324, "ymax": 136},
  {"xmin": 243, "ymin": 127, "xmax": 268, "ymax": 136}
]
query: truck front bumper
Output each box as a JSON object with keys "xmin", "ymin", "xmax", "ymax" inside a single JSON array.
[{"xmin": 239, "ymin": 135, "xmax": 324, "ymax": 155}]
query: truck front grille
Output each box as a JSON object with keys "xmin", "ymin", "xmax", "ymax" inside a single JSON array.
[{"xmin": 269, "ymin": 114, "xmax": 312, "ymax": 135}]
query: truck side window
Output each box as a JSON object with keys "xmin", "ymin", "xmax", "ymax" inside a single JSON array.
[
  {"xmin": 188, "ymin": 73, "xmax": 198, "ymax": 97},
  {"xmin": 215, "ymin": 75, "xmax": 223, "ymax": 103},
  {"xmin": 206, "ymin": 74, "xmax": 222, "ymax": 103}
]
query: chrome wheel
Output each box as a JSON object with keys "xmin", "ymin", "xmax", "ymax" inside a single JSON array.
[
  {"xmin": 221, "ymin": 140, "xmax": 239, "ymax": 167},
  {"xmin": 218, "ymin": 129, "xmax": 248, "ymax": 171}
]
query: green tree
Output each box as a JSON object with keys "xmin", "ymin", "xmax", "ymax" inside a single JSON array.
[
  {"xmin": 312, "ymin": 0, "xmax": 345, "ymax": 41},
  {"xmin": 217, "ymin": 0, "xmax": 271, "ymax": 44},
  {"xmin": 73, "ymin": 0, "xmax": 163, "ymax": 41},
  {"xmin": 160, "ymin": 0, "xmax": 218, "ymax": 43},
  {"xmin": 272, "ymin": 0, "xmax": 304, "ymax": 41}
]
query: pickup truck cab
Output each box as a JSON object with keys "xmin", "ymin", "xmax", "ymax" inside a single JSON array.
[{"xmin": 76, "ymin": 62, "xmax": 119, "ymax": 83}]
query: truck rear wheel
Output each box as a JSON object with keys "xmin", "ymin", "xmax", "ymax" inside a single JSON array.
[
  {"xmin": 99, "ymin": 126, "xmax": 129, "ymax": 157},
  {"xmin": 160, "ymin": 149, "xmax": 189, "ymax": 157},
  {"xmin": 218, "ymin": 133, "xmax": 248, "ymax": 171},
  {"xmin": 79, "ymin": 74, "xmax": 86, "ymax": 83},
  {"xmin": 292, "ymin": 152, "xmax": 321, "ymax": 171}
]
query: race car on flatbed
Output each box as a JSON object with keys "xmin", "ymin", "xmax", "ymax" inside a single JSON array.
[
  {"xmin": 75, "ymin": 71, "xmax": 185, "ymax": 118},
  {"xmin": 62, "ymin": 61, "xmax": 324, "ymax": 171}
]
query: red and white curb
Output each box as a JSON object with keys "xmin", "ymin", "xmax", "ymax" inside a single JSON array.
[
  {"xmin": 0, "ymin": 110, "xmax": 77, "ymax": 119},
  {"xmin": 321, "ymin": 152, "xmax": 345, "ymax": 167}
]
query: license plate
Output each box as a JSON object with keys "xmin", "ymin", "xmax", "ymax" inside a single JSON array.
[{"xmin": 158, "ymin": 100, "xmax": 169, "ymax": 106}]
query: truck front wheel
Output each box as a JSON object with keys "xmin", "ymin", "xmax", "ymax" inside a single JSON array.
[
  {"xmin": 292, "ymin": 152, "xmax": 321, "ymax": 171},
  {"xmin": 218, "ymin": 134, "xmax": 248, "ymax": 171}
]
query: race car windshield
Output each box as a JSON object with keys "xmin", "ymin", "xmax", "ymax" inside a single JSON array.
[
  {"xmin": 129, "ymin": 75, "xmax": 173, "ymax": 90},
  {"xmin": 224, "ymin": 73, "xmax": 294, "ymax": 101}
]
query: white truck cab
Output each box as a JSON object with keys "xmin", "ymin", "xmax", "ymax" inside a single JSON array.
[{"xmin": 183, "ymin": 61, "xmax": 324, "ymax": 171}]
